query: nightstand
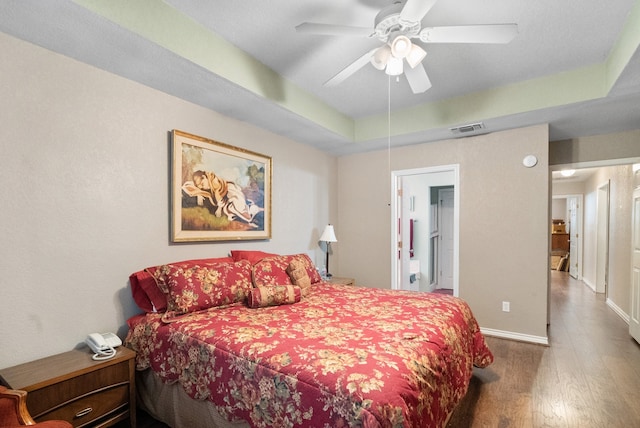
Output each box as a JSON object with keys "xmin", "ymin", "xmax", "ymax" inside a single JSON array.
[
  {"xmin": 327, "ymin": 277, "xmax": 356, "ymax": 286},
  {"xmin": 0, "ymin": 346, "xmax": 136, "ymax": 428}
]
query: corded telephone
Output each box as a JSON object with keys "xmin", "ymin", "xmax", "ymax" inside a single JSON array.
[{"xmin": 85, "ymin": 332, "xmax": 122, "ymax": 361}]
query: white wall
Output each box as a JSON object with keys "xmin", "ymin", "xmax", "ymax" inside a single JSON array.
[{"xmin": 0, "ymin": 33, "xmax": 337, "ymax": 367}]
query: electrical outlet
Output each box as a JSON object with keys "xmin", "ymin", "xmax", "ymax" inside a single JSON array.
[{"xmin": 502, "ymin": 301, "xmax": 510, "ymax": 312}]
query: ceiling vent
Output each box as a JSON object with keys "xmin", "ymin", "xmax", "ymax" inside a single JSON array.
[{"xmin": 449, "ymin": 122, "xmax": 485, "ymax": 135}]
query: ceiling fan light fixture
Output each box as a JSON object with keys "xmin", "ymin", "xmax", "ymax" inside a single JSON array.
[
  {"xmin": 406, "ymin": 44, "xmax": 427, "ymax": 68},
  {"xmin": 385, "ymin": 56, "xmax": 404, "ymax": 76},
  {"xmin": 390, "ymin": 35, "xmax": 412, "ymax": 58},
  {"xmin": 371, "ymin": 45, "xmax": 392, "ymax": 70}
]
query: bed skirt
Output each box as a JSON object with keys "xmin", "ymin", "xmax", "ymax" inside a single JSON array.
[{"xmin": 137, "ymin": 369, "xmax": 250, "ymax": 428}]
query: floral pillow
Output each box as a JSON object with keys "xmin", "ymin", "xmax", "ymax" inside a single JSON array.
[
  {"xmin": 247, "ymin": 285, "xmax": 301, "ymax": 308},
  {"xmin": 156, "ymin": 260, "xmax": 252, "ymax": 314},
  {"xmin": 286, "ymin": 259, "xmax": 312, "ymax": 297},
  {"xmin": 252, "ymin": 254, "xmax": 321, "ymax": 287},
  {"xmin": 132, "ymin": 256, "xmax": 233, "ymax": 312}
]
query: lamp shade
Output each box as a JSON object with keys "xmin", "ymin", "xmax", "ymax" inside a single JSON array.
[
  {"xmin": 371, "ymin": 45, "xmax": 392, "ymax": 70},
  {"xmin": 406, "ymin": 44, "xmax": 427, "ymax": 68},
  {"xmin": 385, "ymin": 56, "xmax": 404, "ymax": 76},
  {"xmin": 320, "ymin": 224, "xmax": 337, "ymax": 242},
  {"xmin": 390, "ymin": 35, "xmax": 412, "ymax": 58}
]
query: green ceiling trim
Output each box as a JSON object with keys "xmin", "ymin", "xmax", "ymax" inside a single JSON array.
[
  {"xmin": 354, "ymin": 64, "xmax": 607, "ymax": 142},
  {"xmin": 72, "ymin": 0, "xmax": 637, "ymax": 147},
  {"xmin": 71, "ymin": 0, "xmax": 355, "ymax": 140},
  {"xmin": 605, "ymin": 0, "xmax": 640, "ymax": 91}
]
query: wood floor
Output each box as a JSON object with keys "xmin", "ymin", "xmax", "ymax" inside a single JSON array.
[
  {"xmin": 448, "ymin": 271, "xmax": 640, "ymax": 427},
  {"xmin": 124, "ymin": 271, "xmax": 640, "ymax": 427}
]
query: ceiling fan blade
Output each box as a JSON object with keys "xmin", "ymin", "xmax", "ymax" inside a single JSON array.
[
  {"xmin": 404, "ymin": 62, "xmax": 432, "ymax": 94},
  {"xmin": 324, "ymin": 48, "xmax": 378, "ymax": 87},
  {"xmin": 295, "ymin": 22, "xmax": 373, "ymax": 37},
  {"xmin": 419, "ymin": 24, "xmax": 518, "ymax": 44},
  {"xmin": 400, "ymin": 0, "xmax": 438, "ymax": 23}
]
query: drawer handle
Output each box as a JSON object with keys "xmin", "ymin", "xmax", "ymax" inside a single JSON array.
[{"xmin": 75, "ymin": 407, "xmax": 93, "ymax": 418}]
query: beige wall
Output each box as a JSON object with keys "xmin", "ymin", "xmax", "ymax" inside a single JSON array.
[
  {"xmin": 581, "ymin": 165, "xmax": 634, "ymax": 312},
  {"xmin": 550, "ymin": 129, "xmax": 640, "ymax": 167},
  {"xmin": 0, "ymin": 33, "xmax": 337, "ymax": 367},
  {"xmin": 338, "ymin": 125, "xmax": 551, "ymax": 342}
]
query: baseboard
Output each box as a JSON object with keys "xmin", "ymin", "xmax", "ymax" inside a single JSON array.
[
  {"xmin": 480, "ymin": 327, "xmax": 549, "ymax": 346},
  {"xmin": 606, "ymin": 298, "xmax": 630, "ymax": 324},
  {"xmin": 583, "ymin": 278, "xmax": 596, "ymax": 292}
]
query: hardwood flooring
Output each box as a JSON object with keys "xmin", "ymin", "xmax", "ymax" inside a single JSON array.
[
  {"xmin": 448, "ymin": 271, "xmax": 640, "ymax": 427},
  {"xmin": 124, "ymin": 271, "xmax": 640, "ymax": 427}
]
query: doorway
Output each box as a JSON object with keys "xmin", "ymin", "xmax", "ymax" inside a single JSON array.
[
  {"xmin": 391, "ymin": 165, "xmax": 459, "ymax": 295},
  {"xmin": 552, "ymin": 194, "xmax": 584, "ymax": 280}
]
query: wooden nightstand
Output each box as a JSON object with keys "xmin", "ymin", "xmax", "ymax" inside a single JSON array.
[
  {"xmin": 0, "ymin": 346, "xmax": 136, "ymax": 428},
  {"xmin": 327, "ymin": 277, "xmax": 355, "ymax": 286}
]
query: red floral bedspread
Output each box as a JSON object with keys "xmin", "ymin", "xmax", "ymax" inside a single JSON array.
[{"xmin": 126, "ymin": 283, "xmax": 493, "ymax": 428}]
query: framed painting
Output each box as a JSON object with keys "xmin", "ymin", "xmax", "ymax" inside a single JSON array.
[{"xmin": 171, "ymin": 130, "xmax": 272, "ymax": 242}]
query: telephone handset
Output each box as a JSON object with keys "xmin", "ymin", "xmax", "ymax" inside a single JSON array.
[{"xmin": 85, "ymin": 332, "xmax": 122, "ymax": 361}]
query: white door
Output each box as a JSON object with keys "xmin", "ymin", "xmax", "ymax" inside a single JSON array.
[
  {"xmin": 567, "ymin": 196, "xmax": 579, "ymax": 279},
  {"xmin": 438, "ymin": 189, "xmax": 454, "ymax": 290},
  {"xmin": 630, "ymin": 187, "xmax": 640, "ymax": 343}
]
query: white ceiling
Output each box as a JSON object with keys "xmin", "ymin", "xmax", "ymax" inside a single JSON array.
[{"xmin": 1, "ymin": 0, "xmax": 639, "ymax": 156}]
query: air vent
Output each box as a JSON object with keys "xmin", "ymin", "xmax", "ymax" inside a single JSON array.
[{"xmin": 449, "ymin": 122, "xmax": 485, "ymax": 135}]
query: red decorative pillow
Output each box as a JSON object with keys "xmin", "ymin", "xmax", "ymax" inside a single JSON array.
[
  {"xmin": 151, "ymin": 259, "xmax": 249, "ymax": 314},
  {"xmin": 230, "ymin": 250, "xmax": 277, "ymax": 264},
  {"xmin": 131, "ymin": 256, "xmax": 233, "ymax": 312},
  {"xmin": 247, "ymin": 285, "xmax": 301, "ymax": 308},
  {"xmin": 252, "ymin": 254, "xmax": 321, "ymax": 287}
]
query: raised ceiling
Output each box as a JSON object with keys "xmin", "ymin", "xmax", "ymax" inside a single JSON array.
[{"xmin": 1, "ymin": 0, "xmax": 639, "ymax": 156}]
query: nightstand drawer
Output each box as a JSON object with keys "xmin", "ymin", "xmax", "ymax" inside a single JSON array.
[
  {"xmin": 38, "ymin": 383, "xmax": 129, "ymax": 426},
  {"xmin": 27, "ymin": 360, "xmax": 130, "ymax": 418}
]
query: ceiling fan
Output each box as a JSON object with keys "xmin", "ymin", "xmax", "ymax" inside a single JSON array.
[{"xmin": 296, "ymin": 0, "xmax": 518, "ymax": 94}]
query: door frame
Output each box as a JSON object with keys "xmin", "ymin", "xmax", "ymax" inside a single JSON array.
[{"xmin": 391, "ymin": 164, "xmax": 459, "ymax": 295}]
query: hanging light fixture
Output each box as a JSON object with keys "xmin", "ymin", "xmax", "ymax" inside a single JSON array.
[{"xmin": 371, "ymin": 34, "xmax": 427, "ymax": 76}]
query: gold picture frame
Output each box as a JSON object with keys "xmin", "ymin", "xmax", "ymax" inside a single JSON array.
[{"xmin": 171, "ymin": 130, "xmax": 272, "ymax": 242}]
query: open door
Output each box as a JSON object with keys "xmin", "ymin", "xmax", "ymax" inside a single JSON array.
[
  {"xmin": 566, "ymin": 195, "xmax": 583, "ymax": 279},
  {"xmin": 438, "ymin": 189, "xmax": 454, "ymax": 290},
  {"xmin": 630, "ymin": 187, "xmax": 640, "ymax": 344}
]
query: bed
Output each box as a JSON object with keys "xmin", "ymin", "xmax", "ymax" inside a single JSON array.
[{"xmin": 125, "ymin": 251, "xmax": 493, "ymax": 428}]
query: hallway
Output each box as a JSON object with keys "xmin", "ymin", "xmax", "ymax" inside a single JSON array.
[{"xmin": 448, "ymin": 271, "xmax": 640, "ymax": 427}]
